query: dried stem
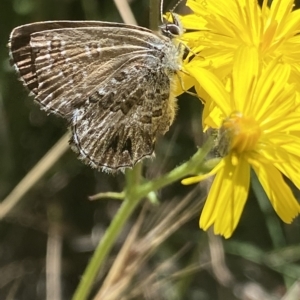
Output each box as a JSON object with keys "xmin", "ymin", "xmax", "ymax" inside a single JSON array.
[{"xmin": 0, "ymin": 133, "xmax": 69, "ymax": 219}]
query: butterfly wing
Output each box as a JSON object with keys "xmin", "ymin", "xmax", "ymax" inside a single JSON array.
[
  {"xmin": 8, "ymin": 21, "xmax": 169, "ymax": 118},
  {"xmin": 70, "ymin": 54, "xmax": 177, "ymax": 171},
  {"xmin": 9, "ymin": 21, "xmax": 179, "ymax": 170}
]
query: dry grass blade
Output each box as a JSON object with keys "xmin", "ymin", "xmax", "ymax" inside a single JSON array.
[
  {"xmin": 94, "ymin": 185, "xmax": 205, "ymax": 300},
  {"xmin": 46, "ymin": 206, "xmax": 63, "ymax": 300},
  {"xmin": 0, "ymin": 133, "xmax": 69, "ymax": 219},
  {"xmin": 281, "ymin": 281, "xmax": 300, "ymax": 300},
  {"xmin": 114, "ymin": 0, "xmax": 137, "ymax": 25},
  {"xmin": 207, "ymin": 230, "xmax": 234, "ymax": 287}
]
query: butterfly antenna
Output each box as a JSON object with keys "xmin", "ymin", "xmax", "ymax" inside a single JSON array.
[
  {"xmin": 170, "ymin": 0, "xmax": 184, "ymax": 12},
  {"xmin": 160, "ymin": 0, "xmax": 184, "ymax": 23},
  {"xmin": 160, "ymin": 0, "xmax": 164, "ymax": 23}
]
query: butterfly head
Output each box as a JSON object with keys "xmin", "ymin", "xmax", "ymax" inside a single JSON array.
[{"xmin": 160, "ymin": 12, "xmax": 183, "ymax": 39}]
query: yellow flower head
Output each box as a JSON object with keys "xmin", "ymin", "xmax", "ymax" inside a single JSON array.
[
  {"xmin": 181, "ymin": 0, "xmax": 300, "ymax": 87},
  {"xmin": 182, "ymin": 46, "xmax": 300, "ymax": 238}
]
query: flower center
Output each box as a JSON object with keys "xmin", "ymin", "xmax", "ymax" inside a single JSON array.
[{"xmin": 218, "ymin": 112, "xmax": 261, "ymax": 155}]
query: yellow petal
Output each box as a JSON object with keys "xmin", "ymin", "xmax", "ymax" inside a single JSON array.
[
  {"xmin": 269, "ymin": 0, "xmax": 294, "ymax": 24},
  {"xmin": 200, "ymin": 155, "xmax": 250, "ymax": 238},
  {"xmin": 173, "ymin": 71, "xmax": 197, "ymax": 96},
  {"xmin": 253, "ymin": 138, "xmax": 300, "ymax": 189},
  {"xmin": 181, "ymin": 159, "xmax": 225, "ymax": 185},
  {"xmin": 253, "ymin": 163, "xmax": 300, "ymax": 223},
  {"xmin": 232, "ymin": 46, "xmax": 259, "ymax": 113},
  {"xmin": 253, "ymin": 62, "xmax": 291, "ymax": 121},
  {"xmin": 185, "ymin": 65, "xmax": 231, "ymax": 116},
  {"xmin": 180, "ymin": 14, "xmax": 207, "ymax": 30}
]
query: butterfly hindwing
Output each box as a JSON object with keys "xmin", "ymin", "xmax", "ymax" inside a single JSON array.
[{"xmin": 70, "ymin": 55, "xmax": 175, "ymax": 170}]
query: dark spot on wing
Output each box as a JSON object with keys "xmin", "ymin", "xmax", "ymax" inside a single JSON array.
[
  {"xmin": 120, "ymin": 99, "xmax": 134, "ymax": 115},
  {"xmin": 140, "ymin": 115, "xmax": 151, "ymax": 124},
  {"xmin": 152, "ymin": 109, "xmax": 162, "ymax": 117},
  {"xmin": 100, "ymin": 92, "xmax": 115, "ymax": 109},
  {"xmin": 122, "ymin": 138, "xmax": 133, "ymax": 158},
  {"xmin": 106, "ymin": 134, "xmax": 119, "ymax": 153},
  {"xmin": 114, "ymin": 70, "xmax": 127, "ymax": 82}
]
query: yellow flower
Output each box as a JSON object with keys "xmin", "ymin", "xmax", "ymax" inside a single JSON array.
[
  {"xmin": 181, "ymin": 0, "xmax": 300, "ymax": 90},
  {"xmin": 182, "ymin": 46, "xmax": 300, "ymax": 238}
]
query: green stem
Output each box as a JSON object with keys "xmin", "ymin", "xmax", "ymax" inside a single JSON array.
[
  {"xmin": 135, "ymin": 139, "xmax": 214, "ymax": 199},
  {"xmin": 149, "ymin": 0, "xmax": 160, "ymax": 31},
  {"xmin": 72, "ymin": 140, "xmax": 213, "ymax": 300},
  {"xmin": 72, "ymin": 195, "xmax": 140, "ymax": 300},
  {"xmin": 72, "ymin": 166, "xmax": 142, "ymax": 300}
]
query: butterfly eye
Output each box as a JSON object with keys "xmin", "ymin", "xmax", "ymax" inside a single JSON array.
[{"xmin": 162, "ymin": 24, "xmax": 181, "ymax": 36}]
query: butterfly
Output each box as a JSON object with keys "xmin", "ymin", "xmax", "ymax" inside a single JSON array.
[{"xmin": 8, "ymin": 15, "xmax": 183, "ymax": 172}]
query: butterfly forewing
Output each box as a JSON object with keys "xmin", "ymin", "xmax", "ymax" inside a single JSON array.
[{"xmin": 9, "ymin": 20, "xmax": 182, "ymax": 171}]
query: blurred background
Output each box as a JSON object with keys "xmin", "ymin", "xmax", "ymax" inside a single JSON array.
[{"xmin": 0, "ymin": 0, "xmax": 300, "ymax": 299}]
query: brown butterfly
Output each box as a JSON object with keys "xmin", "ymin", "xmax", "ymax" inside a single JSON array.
[{"xmin": 8, "ymin": 17, "xmax": 183, "ymax": 172}]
